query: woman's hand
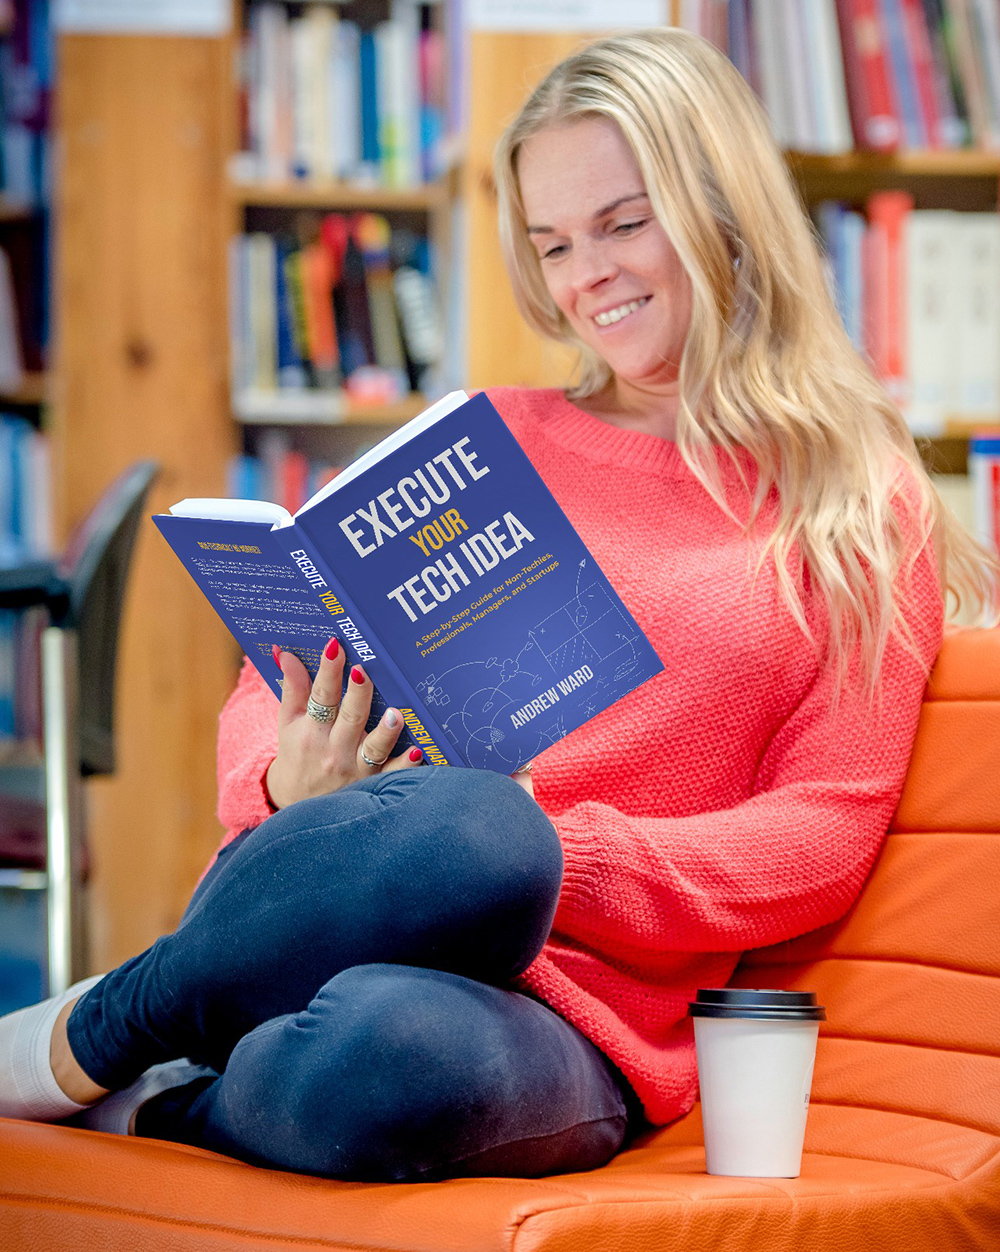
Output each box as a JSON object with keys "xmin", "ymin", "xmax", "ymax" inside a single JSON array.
[{"xmin": 265, "ymin": 637, "xmax": 423, "ymax": 810}]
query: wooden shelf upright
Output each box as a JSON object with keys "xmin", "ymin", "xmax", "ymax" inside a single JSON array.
[{"xmin": 53, "ymin": 32, "xmax": 237, "ymax": 967}]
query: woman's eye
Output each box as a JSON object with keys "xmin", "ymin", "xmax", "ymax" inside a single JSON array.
[
  {"xmin": 541, "ymin": 244, "xmax": 567, "ymax": 260},
  {"xmin": 615, "ymin": 219, "xmax": 648, "ymax": 234}
]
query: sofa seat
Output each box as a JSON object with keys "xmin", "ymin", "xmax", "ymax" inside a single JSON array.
[
  {"xmin": 3, "ymin": 1101, "xmax": 997, "ymax": 1252},
  {"xmin": 3, "ymin": 627, "xmax": 999, "ymax": 1250}
]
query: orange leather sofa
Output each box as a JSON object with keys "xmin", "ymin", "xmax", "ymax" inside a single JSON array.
[{"xmin": 2, "ymin": 627, "xmax": 999, "ymax": 1251}]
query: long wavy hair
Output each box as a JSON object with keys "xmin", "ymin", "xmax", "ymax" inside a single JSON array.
[{"xmin": 494, "ymin": 27, "xmax": 1000, "ymax": 698}]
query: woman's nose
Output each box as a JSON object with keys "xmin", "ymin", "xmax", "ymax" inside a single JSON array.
[{"xmin": 568, "ymin": 239, "xmax": 618, "ymax": 293}]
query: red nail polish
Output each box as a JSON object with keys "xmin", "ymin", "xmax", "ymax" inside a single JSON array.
[
  {"xmin": 272, "ymin": 645, "xmax": 282, "ymax": 670},
  {"xmin": 351, "ymin": 666, "xmax": 365, "ymax": 684},
  {"xmin": 325, "ymin": 637, "xmax": 339, "ymax": 660},
  {"xmin": 409, "ymin": 748, "xmax": 423, "ymax": 763}
]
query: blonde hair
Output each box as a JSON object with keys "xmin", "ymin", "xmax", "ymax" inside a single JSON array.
[{"xmin": 495, "ymin": 27, "xmax": 1000, "ymax": 698}]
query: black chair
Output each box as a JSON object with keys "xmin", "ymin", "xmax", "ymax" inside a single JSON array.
[{"xmin": 0, "ymin": 460, "xmax": 158, "ymax": 1000}]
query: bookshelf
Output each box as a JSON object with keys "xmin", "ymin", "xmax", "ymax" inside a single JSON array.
[{"xmin": 42, "ymin": 8, "xmax": 1000, "ymax": 970}]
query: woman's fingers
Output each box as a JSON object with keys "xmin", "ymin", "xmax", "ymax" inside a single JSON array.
[
  {"xmin": 382, "ymin": 746, "xmax": 424, "ymax": 773},
  {"xmin": 308, "ymin": 635, "xmax": 346, "ymax": 721},
  {"xmin": 357, "ymin": 707, "xmax": 405, "ymax": 769},
  {"xmin": 274, "ymin": 647, "xmax": 311, "ymax": 729}
]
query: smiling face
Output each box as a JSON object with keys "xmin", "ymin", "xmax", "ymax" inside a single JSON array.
[{"xmin": 516, "ymin": 116, "xmax": 693, "ymax": 414}]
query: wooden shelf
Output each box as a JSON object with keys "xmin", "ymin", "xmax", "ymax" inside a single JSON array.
[
  {"xmin": 229, "ymin": 177, "xmax": 451, "ymax": 212},
  {"xmin": 0, "ymin": 195, "xmax": 35, "ymax": 222},
  {"xmin": 786, "ymin": 149, "xmax": 1000, "ymax": 207},
  {"xmin": 234, "ymin": 388, "xmax": 427, "ymax": 426},
  {"xmin": 0, "ymin": 371, "xmax": 48, "ymax": 405},
  {"xmin": 787, "ymin": 150, "xmax": 1000, "ymax": 177}
]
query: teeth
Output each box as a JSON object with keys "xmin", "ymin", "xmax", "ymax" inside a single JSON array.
[{"xmin": 594, "ymin": 297, "xmax": 649, "ymax": 327}]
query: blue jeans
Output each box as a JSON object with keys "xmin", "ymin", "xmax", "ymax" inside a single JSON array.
[{"xmin": 67, "ymin": 768, "xmax": 634, "ymax": 1181}]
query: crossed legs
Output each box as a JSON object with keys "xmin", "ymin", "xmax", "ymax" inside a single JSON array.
[{"xmin": 57, "ymin": 768, "xmax": 630, "ymax": 1180}]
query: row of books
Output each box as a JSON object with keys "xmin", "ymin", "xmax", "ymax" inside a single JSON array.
[
  {"xmin": 235, "ymin": 0, "xmax": 445, "ymax": 188},
  {"xmin": 817, "ymin": 196, "xmax": 1000, "ymax": 432},
  {"xmin": 0, "ymin": 412, "xmax": 50, "ymax": 743},
  {"xmin": 230, "ymin": 215, "xmax": 444, "ymax": 410},
  {"xmin": 0, "ymin": 0, "xmax": 50, "ymax": 207},
  {"xmin": 678, "ymin": 0, "xmax": 1000, "ymax": 152},
  {"xmin": 228, "ymin": 435, "xmax": 345, "ymax": 517},
  {"xmin": 0, "ymin": 0, "xmax": 49, "ymax": 375}
]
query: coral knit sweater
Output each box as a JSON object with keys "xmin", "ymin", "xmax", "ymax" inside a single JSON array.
[{"xmin": 215, "ymin": 386, "xmax": 944, "ymax": 1126}]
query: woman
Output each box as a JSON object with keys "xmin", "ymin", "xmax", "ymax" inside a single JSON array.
[{"xmin": 2, "ymin": 28, "xmax": 997, "ymax": 1180}]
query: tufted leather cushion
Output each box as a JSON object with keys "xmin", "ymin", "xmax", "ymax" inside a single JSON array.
[{"xmin": 3, "ymin": 628, "xmax": 998, "ymax": 1251}]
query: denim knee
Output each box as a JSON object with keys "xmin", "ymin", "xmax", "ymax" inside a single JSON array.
[
  {"xmin": 256, "ymin": 767, "xmax": 563, "ymax": 981},
  {"xmin": 203, "ymin": 963, "xmax": 625, "ymax": 1181}
]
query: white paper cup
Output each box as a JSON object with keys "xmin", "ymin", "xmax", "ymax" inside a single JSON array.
[{"xmin": 688, "ymin": 988, "xmax": 825, "ymax": 1178}]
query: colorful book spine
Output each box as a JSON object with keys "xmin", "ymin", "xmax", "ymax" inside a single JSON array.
[
  {"xmin": 899, "ymin": 0, "xmax": 946, "ymax": 145},
  {"xmin": 879, "ymin": 0, "xmax": 927, "ymax": 146},
  {"xmin": 970, "ymin": 435, "xmax": 1000, "ymax": 555},
  {"xmin": 834, "ymin": 0, "xmax": 903, "ymax": 148},
  {"xmin": 865, "ymin": 190, "xmax": 913, "ymax": 405}
]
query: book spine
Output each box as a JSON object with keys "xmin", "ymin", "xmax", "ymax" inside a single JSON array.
[
  {"xmin": 969, "ymin": 436, "xmax": 1000, "ymax": 554},
  {"xmin": 944, "ymin": 0, "xmax": 993, "ymax": 146},
  {"xmin": 879, "ymin": 0, "xmax": 927, "ymax": 146},
  {"xmin": 923, "ymin": 0, "xmax": 969, "ymax": 146},
  {"xmin": 752, "ymin": 0, "xmax": 794, "ymax": 146},
  {"xmin": 866, "ymin": 190, "xmax": 913, "ymax": 407},
  {"xmin": 249, "ymin": 233, "xmax": 278, "ymax": 391},
  {"xmin": 968, "ymin": 0, "xmax": 1000, "ymax": 144},
  {"xmin": 841, "ymin": 207, "xmax": 866, "ymax": 351},
  {"xmin": 289, "ymin": 13, "xmax": 312, "ymax": 179},
  {"xmin": 783, "ymin": 0, "xmax": 819, "ymax": 149},
  {"xmin": 899, "ymin": 0, "xmax": 945, "ymax": 145},
  {"xmin": 270, "ymin": 524, "xmax": 460, "ymax": 766},
  {"xmin": 274, "ymin": 237, "xmax": 308, "ymax": 389},
  {"xmin": 904, "ymin": 210, "xmax": 957, "ymax": 435},
  {"xmin": 301, "ymin": 240, "xmax": 340, "ymax": 388},
  {"xmin": 955, "ymin": 214, "xmax": 1000, "ymax": 416},
  {"xmin": 334, "ymin": 20, "xmax": 361, "ymax": 181},
  {"xmin": 835, "ymin": 0, "xmax": 903, "ymax": 147},
  {"xmin": 813, "ymin": 0, "xmax": 856, "ymax": 153},
  {"xmin": 359, "ymin": 27, "xmax": 380, "ymax": 180}
]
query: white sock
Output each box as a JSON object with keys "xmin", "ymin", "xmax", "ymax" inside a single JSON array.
[
  {"xmin": 0, "ymin": 974, "xmax": 106, "ymax": 1122},
  {"xmin": 73, "ymin": 1057, "xmax": 216, "ymax": 1136}
]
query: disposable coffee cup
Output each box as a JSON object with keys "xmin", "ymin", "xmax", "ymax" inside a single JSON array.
[{"xmin": 688, "ymin": 988, "xmax": 826, "ymax": 1178}]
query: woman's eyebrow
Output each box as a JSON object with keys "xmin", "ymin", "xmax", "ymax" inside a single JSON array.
[{"xmin": 527, "ymin": 192, "xmax": 649, "ymax": 235}]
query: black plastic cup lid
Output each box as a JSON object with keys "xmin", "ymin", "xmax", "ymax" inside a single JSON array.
[{"xmin": 688, "ymin": 988, "xmax": 826, "ymax": 1021}]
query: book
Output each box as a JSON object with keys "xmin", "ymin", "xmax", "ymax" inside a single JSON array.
[
  {"xmin": 835, "ymin": 0, "xmax": 903, "ymax": 149},
  {"xmin": 810, "ymin": 0, "xmax": 856, "ymax": 153},
  {"xmin": 879, "ymin": 0, "xmax": 927, "ymax": 147},
  {"xmin": 954, "ymin": 213, "xmax": 1000, "ymax": 418},
  {"xmin": 970, "ymin": 434, "xmax": 1000, "ymax": 555},
  {"xmin": 865, "ymin": 190, "xmax": 913, "ymax": 406},
  {"xmin": 898, "ymin": 0, "xmax": 946, "ymax": 146},
  {"xmin": 904, "ymin": 209, "xmax": 958, "ymax": 434},
  {"xmin": 155, "ymin": 391, "xmax": 664, "ymax": 774}
]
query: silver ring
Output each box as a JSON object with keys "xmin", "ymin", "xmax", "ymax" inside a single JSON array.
[
  {"xmin": 514, "ymin": 761, "xmax": 533, "ymax": 774},
  {"xmin": 306, "ymin": 694, "xmax": 339, "ymax": 723},
  {"xmin": 360, "ymin": 746, "xmax": 389, "ymax": 768}
]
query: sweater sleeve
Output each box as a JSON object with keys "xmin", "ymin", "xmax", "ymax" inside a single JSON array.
[
  {"xmin": 539, "ymin": 526, "xmax": 944, "ymax": 959},
  {"xmin": 216, "ymin": 657, "xmax": 281, "ymax": 841}
]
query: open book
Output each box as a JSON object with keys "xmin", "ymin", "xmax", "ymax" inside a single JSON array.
[{"xmin": 154, "ymin": 391, "xmax": 663, "ymax": 772}]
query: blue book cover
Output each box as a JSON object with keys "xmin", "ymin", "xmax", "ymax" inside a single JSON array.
[
  {"xmin": 359, "ymin": 29, "xmax": 380, "ymax": 168},
  {"xmin": 879, "ymin": 0, "xmax": 926, "ymax": 147},
  {"xmin": 274, "ymin": 235, "xmax": 308, "ymax": 389},
  {"xmin": 155, "ymin": 392, "xmax": 664, "ymax": 773}
]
